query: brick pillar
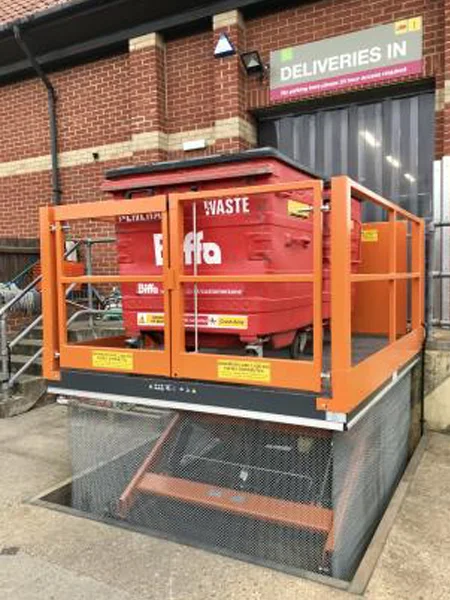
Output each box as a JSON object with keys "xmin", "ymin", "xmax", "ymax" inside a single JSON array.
[
  {"xmin": 212, "ymin": 10, "xmax": 256, "ymax": 153},
  {"xmin": 129, "ymin": 33, "xmax": 168, "ymax": 163}
]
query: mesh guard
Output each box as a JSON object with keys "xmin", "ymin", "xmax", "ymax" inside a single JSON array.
[{"xmin": 68, "ymin": 374, "xmax": 410, "ymax": 582}]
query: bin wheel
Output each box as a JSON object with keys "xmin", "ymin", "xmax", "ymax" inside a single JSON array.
[
  {"xmin": 245, "ymin": 344, "xmax": 263, "ymax": 357},
  {"xmin": 289, "ymin": 330, "xmax": 309, "ymax": 359},
  {"xmin": 246, "ymin": 348, "xmax": 260, "ymax": 357}
]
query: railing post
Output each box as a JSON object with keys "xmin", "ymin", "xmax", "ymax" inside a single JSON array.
[
  {"xmin": 412, "ymin": 219, "xmax": 425, "ymax": 330},
  {"xmin": 328, "ymin": 176, "xmax": 353, "ymax": 410},
  {"xmin": 85, "ymin": 239, "xmax": 94, "ymax": 329},
  {"xmin": 388, "ymin": 211, "xmax": 398, "ymax": 343},
  {"xmin": 0, "ymin": 315, "xmax": 8, "ymax": 392}
]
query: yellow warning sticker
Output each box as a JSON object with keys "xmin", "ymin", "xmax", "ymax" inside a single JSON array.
[
  {"xmin": 138, "ymin": 312, "xmax": 164, "ymax": 326},
  {"xmin": 137, "ymin": 313, "xmax": 248, "ymax": 330},
  {"xmin": 395, "ymin": 19, "xmax": 408, "ymax": 35},
  {"xmin": 395, "ymin": 16, "xmax": 421, "ymax": 34},
  {"xmin": 362, "ymin": 229, "xmax": 379, "ymax": 243},
  {"xmin": 92, "ymin": 350, "xmax": 134, "ymax": 371},
  {"xmin": 288, "ymin": 200, "xmax": 310, "ymax": 219},
  {"xmin": 217, "ymin": 359, "xmax": 271, "ymax": 383},
  {"xmin": 408, "ymin": 16, "xmax": 422, "ymax": 32},
  {"xmin": 215, "ymin": 315, "xmax": 248, "ymax": 330}
]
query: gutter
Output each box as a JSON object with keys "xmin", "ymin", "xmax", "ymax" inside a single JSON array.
[
  {"xmin": 13, "ymin": 26, "xmax": 61, "ymax": 205},
  {"xmin": 0, "ymin": 0, "xmax": 98, "ymax": 34}
]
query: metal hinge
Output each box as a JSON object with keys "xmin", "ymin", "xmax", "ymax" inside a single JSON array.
[{"xmin": 50, "ymin": 224, "xmax": 70, "ymax": 232}]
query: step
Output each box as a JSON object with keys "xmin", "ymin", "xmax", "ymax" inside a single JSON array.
[
  {"xmin": 14, "ymin": 373, "xmax": 46, "ymax": 398},
  {"xmin": 23, "ymin": 325, "xmax": 44, "ymax": 341},
  {"xmin": 30, "ymin": 321, "xmax": 124, "ymax": 342},
  {"xmin": 13, "ymin": 338, "xmax": 42, "ymax": 356},
  {"xmin": 0, "ymin": 392, "xmax": 44, "ymax": 418},
  {"xmin": 10, "ymin": 353, "xmax": 42, "ymax": 377},
  {"xmin": 0, "ymin": 373, "xmax": 47, "ymax": 418},
  {"xmin": 68, "ymin": 323, "xmax": 125, "ymax": 342}
]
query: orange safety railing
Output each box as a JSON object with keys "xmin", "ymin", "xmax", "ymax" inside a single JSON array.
[
  {"xmin": 168, "ymin": 180, "xmax": 324, "ymax": 392},
  {"xmin": 318, "ymin": 177, "xmax": 425, "ymax": 414},
  {"xmin": 40, "ymin": 196, "xmax": 172, "ymax": 382},
  {"xmin": 40, "ymin": 176, "xmax": 425, "ymax": 416}
]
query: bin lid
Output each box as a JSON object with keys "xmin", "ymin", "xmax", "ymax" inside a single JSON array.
[{"xmin": 103, "ymin": 147, "xmax": 326, "ymax": 192}]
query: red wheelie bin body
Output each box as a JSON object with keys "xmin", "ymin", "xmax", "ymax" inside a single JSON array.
[{"xmin": 103, "ymin": 148, "xmax": 361, "ymax": 352}]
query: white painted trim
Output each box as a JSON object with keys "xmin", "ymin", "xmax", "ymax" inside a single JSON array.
[
  {"xmin": 50, "ymin": 387, "xmax": 345, "ymax": 431},
  {"xmin": 0, "ymin": 118, "xmax": 256, "ymax": 179},
  {"xmin": 129, "ymin": 32, "xmax": 164, "ymax": 52},
  {"xmin": 213, "ymin": 10, "xmax": 244, "ymax": 30}
]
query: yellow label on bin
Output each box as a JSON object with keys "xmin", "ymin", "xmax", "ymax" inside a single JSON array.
[
  {"xmin": 288, "ymin": 200, "xmax": 310, "ymax": 219},
  {"xmin": 362, "ymin": 229, "xmax": 379, "ymax": 242},
  {"xmin": 217, "ymin": 359, "xmax": 271, "ymax": 383},
  {"xmin": 92, "ymin": 350, "xmax": 134, "ymax": 371},
  {"xmin": 216, "ymin": 315, "xmax": 248, "ymax": 329},
  {"xmin": 138, "ymin": 312, "xmax": 164, "ymax": 326}
]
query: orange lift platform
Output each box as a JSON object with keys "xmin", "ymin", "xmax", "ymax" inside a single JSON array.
[
  {"xmin": 39, "ymin": 149, "xmax": 425, "ymax": 579},
  {"xmin": 41, "ymin": 150, "xmax": 425, "ymax": 430}
]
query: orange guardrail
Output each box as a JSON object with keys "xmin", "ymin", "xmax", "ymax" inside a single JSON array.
[
  {"xmin": 39, "ymin": 176, "xmax": 425, "ymax": 416},
  {"xmin": 317, "ymin": 177, "xmax": 425, "ymax": 414}
]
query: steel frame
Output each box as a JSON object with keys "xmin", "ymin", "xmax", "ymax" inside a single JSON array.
[
  {"xmin": 117, "ymin": 412, "xmax": 334, "ymax": 546},
  {"xmin": 40, "ymin": 177, "xmax": 425, "ymax": 417}
]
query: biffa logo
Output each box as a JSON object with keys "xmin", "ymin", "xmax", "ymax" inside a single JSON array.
[{"xmin": 153, "ymin": 231, "xmax": 222, "ymax": 266}]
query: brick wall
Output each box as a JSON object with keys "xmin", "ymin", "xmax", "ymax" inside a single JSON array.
[
  {"xmin": 166, "ymin": 31, "xmax": 215, "ymax": 133},
  {"xmin": 0, "ymin": 0, "xmax": 447, "ymax": 251}
]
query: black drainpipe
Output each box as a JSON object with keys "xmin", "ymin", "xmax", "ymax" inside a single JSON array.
[{"xmin": 13, "ymin": 25, "xmax": 61, "ymax": 205}]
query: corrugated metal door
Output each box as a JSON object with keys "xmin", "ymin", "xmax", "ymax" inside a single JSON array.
[{"xmin": 259, "ymin": 90, "xmax": 434, "ymax": 218}]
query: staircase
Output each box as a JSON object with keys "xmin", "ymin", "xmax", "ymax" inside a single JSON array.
[
  {"xmin": 0, "ymin": 322, "xmax": 43, "ymax": 417},
  {"xmin": 1, "ymin": 321, "xmax": 124, "ymax": 418},
  {"xmin": 1, "ymin": 326, "xmax": 45, "ymax": 418},
  {"xmin": 0, "ymin": 237, "xmax": 121, "ymax": 418}
]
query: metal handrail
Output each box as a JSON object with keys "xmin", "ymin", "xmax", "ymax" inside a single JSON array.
[
  {"xmin": 1, "ymin": 236, "xmax": 115, "ymax": 390},
  {"xmin": 9, "ymin": 257, "xmax": 40, "ymax": 288},
  {"xmin": 9, "ymin": 314, "xmax": 42, "ymax": 350},
  {"xmin": 7, "ymin": 307, "xmax": 106, "ymax": 389},
  {"xmin": 0, "ymin": 240, "xmax": 82, "ymax": 319},
  {"xmin": 0, "ymin": 274, "xmax": 42, "ymax": 320},
  {"xmin": 8, "ymin": 347, "xmax": 43, "ymax": 388},
  {"xmin": 1, "ymin": 282, "xmax": 78, "ymax": 389},
  {"xmin": 67, "ymin": 308, "xmax": 106, "ymax": 327}
]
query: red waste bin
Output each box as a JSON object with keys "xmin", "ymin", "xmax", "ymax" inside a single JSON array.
[{"xmin": 103, "ymin": 148, "xmax": 361, "ymax": 355}]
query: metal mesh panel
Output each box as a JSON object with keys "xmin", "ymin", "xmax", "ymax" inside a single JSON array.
[
  {"xmin": 67, "ymin": 373, "xmax": 411, "ymax": 582},
  {"xmin": 69, "ymin": 404, "xmax": 170, "ymax": 517},
  {"xmin": 331, "ymin": 375, "xmax": 411, "ymax": 579}
]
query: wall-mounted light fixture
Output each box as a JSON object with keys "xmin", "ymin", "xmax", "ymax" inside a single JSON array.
[
  {"xmin": 214, "ymin": 33, "xmax": 236, "ymax": 58},
  {"xmin": 240, "ymin": 51, "xmax": 268, "ymax": 80}
]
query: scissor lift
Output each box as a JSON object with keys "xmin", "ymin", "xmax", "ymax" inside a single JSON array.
[{"xmin": 40, "ymin": 153, "xmax": 425, "ymax": 579}]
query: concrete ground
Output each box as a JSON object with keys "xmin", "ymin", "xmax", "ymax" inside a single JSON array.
[{"xmin": 0, "ymin": 404, "xmax": 449, "ymax": 600}]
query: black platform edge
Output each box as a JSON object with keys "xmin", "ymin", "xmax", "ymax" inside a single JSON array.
[{"xmin": 47, "ymin": 369, "xmax": 346, "ymax": 430}]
